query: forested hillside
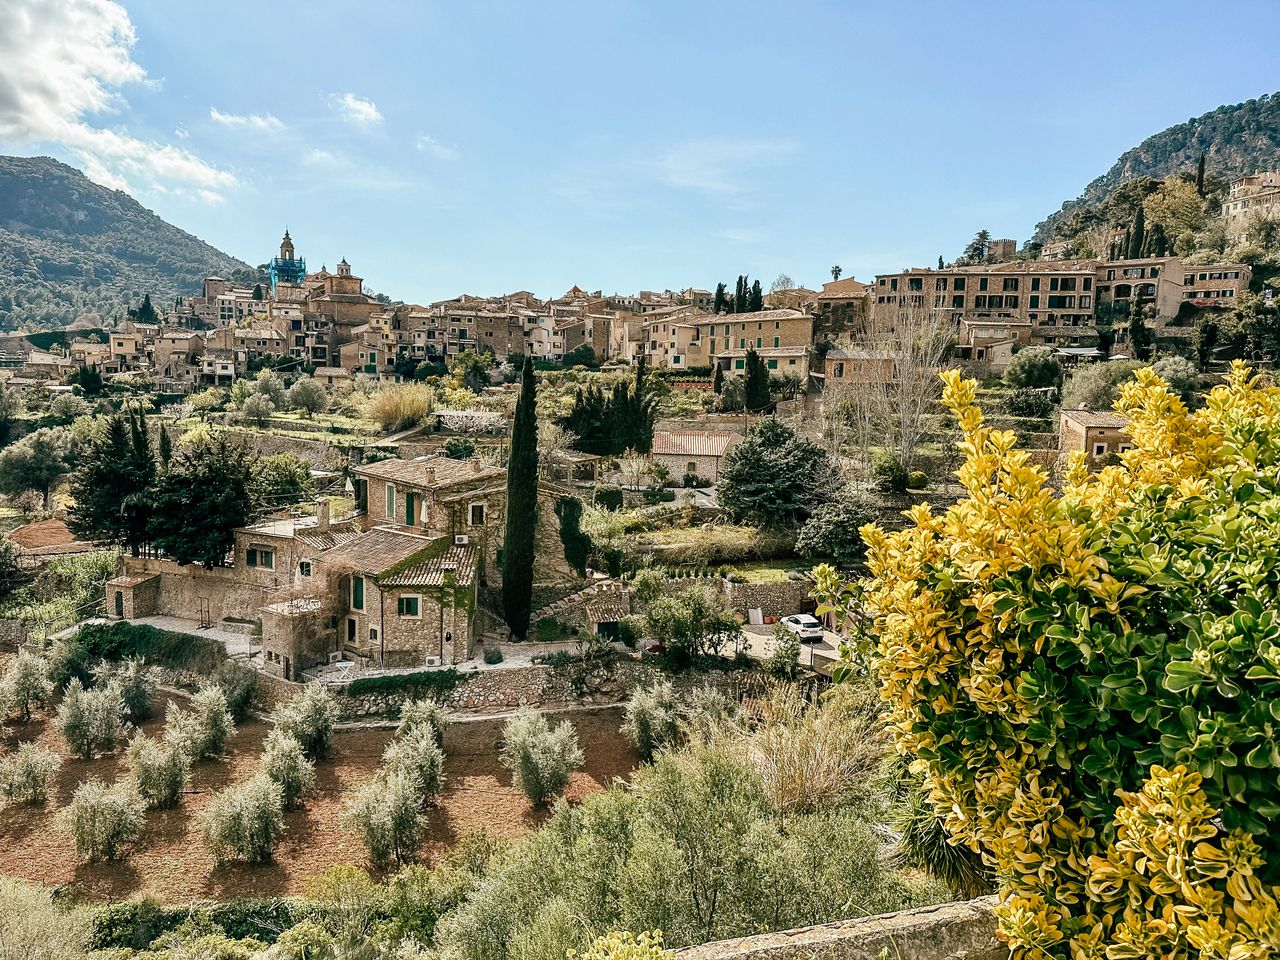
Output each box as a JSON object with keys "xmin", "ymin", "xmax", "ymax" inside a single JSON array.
[
  {"xmin": 0, "ymin": 156, "xmax": 252, "ymax": 329},
  {"xmin": 1034, "ymin": 93, "xmax": 1280, "ymax": 248}
]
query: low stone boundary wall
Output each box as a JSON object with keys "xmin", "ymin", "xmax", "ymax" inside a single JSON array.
[{"xmin": 676, "ymin": 897, "xmax": 1004, "ymax": 960}]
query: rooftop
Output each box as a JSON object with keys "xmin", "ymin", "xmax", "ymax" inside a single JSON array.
[
  {"xmin": 320, "ymin": 526, "xmax": 437, "ymax": 576},
  {"xmin": 379, "ymin": 543, "xmax": 479, "ymax": 588},
  {"xmin": 1062, "ymin": 409, "xmax": 1129, "ymax": 429},
  {"xmin": 354, "ymin": 455, "xmax": 505, "ymax": 489},
  {"xmin": 652, "ymin": 430, "xmax": 739, "ymax": 458}
]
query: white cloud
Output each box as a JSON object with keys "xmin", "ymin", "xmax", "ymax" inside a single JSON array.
[
  {"xmin": 330, "ymin": 92, "xmax": 383, "ymax": 126},
  {"xmin": 415, "ymin": 134, "xmax": 457, "ymax": 160},
  {"xmin": 209, "ymin": 106, "xmax": 284, "ymax": 132},
  {"xmin": 0, "ymin": 0, "xmax": 235, "ymax": 200},
  {"xmin": 653, "ymin": 138, "xmax": 798, "ymax": 195}
]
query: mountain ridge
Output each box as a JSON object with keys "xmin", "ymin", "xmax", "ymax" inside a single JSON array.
[{"xmin": 0, "ymin": 155, "xmax": 252, "ymax": 329}]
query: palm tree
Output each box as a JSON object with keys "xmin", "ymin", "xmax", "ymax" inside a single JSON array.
[{"xmin": 830, "ymin": 265, "xmax": 843, "ymax": 281}]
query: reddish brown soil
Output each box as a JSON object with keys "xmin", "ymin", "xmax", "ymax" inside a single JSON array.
[{"xmin": 0, "ymin": 701, "xmax": 635, "ymax": 903}]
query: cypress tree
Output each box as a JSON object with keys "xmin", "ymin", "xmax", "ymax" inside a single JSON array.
[
  {"xmin": 712, "ymin": 363, "xmax": 724, "ymax": 394},
  {"xmin": 937, "ymin": 255, "xmax": 945, "ymax": 270},
  {"xmin": 1128, "ymin": 207, "xmax": 1145, "ymax": 260},
  {"xmin": 502, "ymin": 360, "xmax": 539, "ymax": 638},
  {"xmin": 734, "ymin": 275, "xmax": 746, "ymax": 314},
  {"xmin": 743, "ymin": 348, "xmax": 770, "ymax": 411},
  {"xmin": 749, "ymin": 279, "xmax": 763, "ymax": 312},
  {"xmin": 713, "ymin": 282, "xmax": 726, "ymax": 315},
  {"xmin": 1121, "ymin": 229, "xmax": 1131, "ymax": 261},
  {"xmin": 157, "ymin": 427, "xmax": 172, "ymax": 470},
  {"xmin": 1196, "ymin": 153, "xmax": 1206, "ymax": 197}
]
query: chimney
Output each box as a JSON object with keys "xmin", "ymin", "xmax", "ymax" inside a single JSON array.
[
  {"xmin": 315, "ymin": 498, "xmax": 330, "ymax": 533},
  {"xmin": 471, "ymin": 459, "xmax": 482, "ymax": 472},
  {"xmin": 424, "ymin": 468, "xmax": 436, "ymax": 485}
]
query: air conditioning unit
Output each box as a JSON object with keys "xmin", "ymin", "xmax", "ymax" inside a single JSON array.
[
  {"xmin": 328, "ymin": 651, "xmax": 342, "ymax": 664},
  {"xmin": 454, "ymin": 534, "xmax": 469, "ymax": 546},
  {"xmin": 425, "ymin": 656, "xmax": 440, "ymax": 667}
]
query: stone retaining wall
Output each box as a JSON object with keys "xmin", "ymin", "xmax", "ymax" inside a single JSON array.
[{"xmin": 676, "ymin": 897, "xmax": 1005, "ymax": 960}]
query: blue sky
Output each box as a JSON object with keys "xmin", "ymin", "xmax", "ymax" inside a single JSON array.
[{"xmin": 2, "ymin": 0, "xmax": 1279, "ymax": 303}]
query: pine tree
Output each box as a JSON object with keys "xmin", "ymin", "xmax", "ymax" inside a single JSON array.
[
  {"xmin": 743, "ymin": 348, "xmax": 770, "ymax": 412},
  {"xmin": 712, "ymin": 363, "xmax": 724, "ymax": 394},
  {"xmin": 713, "ymin": 282, "xmax": 726, "ymax": 315},
  {"xmin": 1128, "ymin": 207, "xmax": 1145, "ymax": 260},
  {"xmin": 502, "ymin": 360, "xmax": 539, "ymax": 638},
  {"xmin": 1196, "ymin": 153, "xmax": 1206, "ymax": 197},
  {"xmin": 252, "ymin": 284, "xmax": 264, "ymax": 301}
]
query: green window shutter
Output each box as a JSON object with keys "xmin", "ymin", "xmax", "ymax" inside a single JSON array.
[
  {"xmin": 405, "ymin": 492, "xmax": 416, "ymax": 526},
  {"xmin": 352, "ymin": 575, "xmax": 364, "ymax": 610},
  {"xmin": 246, "ymin": 548, "xmax": 257, "ymax": 568}
]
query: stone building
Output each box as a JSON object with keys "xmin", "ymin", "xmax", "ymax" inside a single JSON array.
[
  {"xmin": 1221, "ymin": 172, "xmax": 1280, "ymax": 245},
  {"xmin": 1059, "ymin": 409, "xmax": 1131, "ymax": 468},
  {"xmin": 651, "ymin": 430, "xmax": 741, "ymax": 483},
  {"xmin": 811, "ymin": 277, "xmax": 871, "ymax": 335}
]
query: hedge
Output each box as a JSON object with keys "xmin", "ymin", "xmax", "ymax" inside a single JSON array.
[
  {"xmin": 73, "ymin": 621, "xmax": 227, "ymax": 674},
  {"xmin": 90, "ymin": 897, "xmax": 332, "ymax": 949},
  {"xmin": 345, "ymin": 667, "xmax": 465, "ymax": 700}
]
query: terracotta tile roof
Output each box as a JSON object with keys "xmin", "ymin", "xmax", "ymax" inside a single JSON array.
[
  {"xmin": 586, "ymin": 594, "xmax": 630, "ymax": 624},
  {"xmin": 379, "ymin": 544, "xmax": 478, "ymax": 588},
  {"xmin": 354, "ymin": 456, "xmax": 504, "ymax": 489},
  {"xmin": 816, "ymin": 278, "xmax": 871, "ymax": 299},
  {"xmin": 295, "ymin": 525, "xmax": 363, "ymax": 552},
  {"xmin": 319, "ymin": 527, "xmax": 436, "ymax": 576},
  {"xmin": 652, "ymin": 430, "xmax": 739, "ymax": 458},
  {"xmin": 1062, "ymin": 410, "xmax": 1129, "ymax": 429}
]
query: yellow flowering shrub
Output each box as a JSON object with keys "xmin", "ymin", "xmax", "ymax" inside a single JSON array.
[
  {"xmin": 858, "ymin": 362, "xmax": 1280, "ymax": 958},
  {"xmin": 570, "ymin": 930, "xmax": 672, "ymax": 960}
]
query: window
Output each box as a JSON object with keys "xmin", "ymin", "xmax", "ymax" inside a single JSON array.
[
  {"xmin": 951, "ymin": 295, "xmax": 964, "ymax": 308},
  {"xmin": 734, "ymin": 359, "xmax": 744, "ymax": 370},
  {"xmin": 1031, "ymin": 277, "xmax": 1041, "ymax": 291},
  {"xmin": 953, "ymin": 277, "xmax": 966, "ymax": 291},
  {"xmin": 352, "ymin": 575, "xmax": 365, "ymax": 611},
  {"xmin": 385, "ymin": 484, "xmax": 395, "ymax": 518},
  {"xmin": 686, "ymin": 461, "xmax": 697, "ymax": 473},
  {"xmin": 1030, "ymin": 295, "xmax": 1040, "ymax": 309},
  {"xmin": 246, "ymin": 547, "xmax": 274, "ymax": 570},
  {"xmin": 369, "ymin": 626, "xmax": 379, "ymax": 643},
  {"xmin": 299, "ymin": 561, "xmax": 312, "ymax": 578},
  {"xmin": 1092, "ymin": 442, "xmax": 1108, "ymax": 457},
  {"xmin": 470, "ymin": 503, "xmax": 486, "ymax": 526},
  {"xmin": 767, "ymin": 359, "xmax": 778, "ymax": 369},
  {"xmin": 1083, "ymin": 278, "xmax": 1092, "ymax": 291},
  {"xmin": 935, "ymin": 277, "xmax": 948, "ymax": 291},
  {"xmin": 978, "ymin": 277, "xmax": 989, "ymax": 291},
  {"xmin": 773, "ymin": 337, "xmax": 780, "ymax": 347},
  {"xmin": 908, "ymin": 277, "xmax": 923, "ymax": 291},
  {"xmin": 1006, "ymin": 296, "xmax": 1019, "ymax": 308},
  {"xmin": 397, "ymin": 595, "xmax": 421, "ymax": 618},
  {"xmin": 975, "ymin": 295, "xmax": 987, "ymax": 308},
  {"xmin": 1002, "ymin": 278, "xmax": 1019, "ymax": 291}
]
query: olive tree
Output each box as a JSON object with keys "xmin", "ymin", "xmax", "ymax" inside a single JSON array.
[
  {"xmin": 396, "ymin": 698, "xmax": 451, "ymax": 748},
  {"xmin": 342, "ymin": 772, "xmax": 423, "ymax": 869},
  {"xmin": 259, "ymin": 728, "xmax": 316, "ymax": 810},
  {"xmin": 57, "ymin": 779, "xmax": 145, "ymax": 862},
  {"xmin": 126, "ymin": 733, "xmax": 190, "ymax": 809},
  {"xmin": 621, "ymin": 680, "xmax": 679, "ymax": 763},
  {"xmin": 383, "ymin": 727, "xmax": 446, "ymax": 806},
  {"xmin": 272, "ymin": 684, "xmax": 340, "ymax": 761},
  {"xmin": 0, "ymin": 742, "xmax": 62, "ymax": 805},
  {"xmin": 200, "ymin": 773, "xmax": 285, "ymax": 865},
  {"xmin": 56, "ymin": 679, "xmax": 128, "ymax": 760},
  {"xmin": 499, "ymin": 711, "xmax": 584, "ymax": 807},
  {"xmin": 2, "ymin": 650, "xmax": 53, "ymax": 722},
  {"xmin": 163, "ymin": 686, "xmax": 234, "ymax": 760}
]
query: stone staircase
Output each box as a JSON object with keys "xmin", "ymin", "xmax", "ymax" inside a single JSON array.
[{"xmin": 529, "ymin": 579, "xmax": 621, "ymax": 625}]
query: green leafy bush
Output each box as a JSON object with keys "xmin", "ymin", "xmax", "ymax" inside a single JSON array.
[
  {"xmin": 345, "ymin": 668, "xmax": 463, "ymax": 703},
  {"xmin": 0, "ymin": 741, "xmax": 62, "ymax": 805},
  {"xmin": 1, "ymin": 649, "xmax": 52, "ymax": 722},
  {"xmin": 593, "ymin": 486, "xmax": 624, "ymax": 511},
  {"xmin": 905, "ymin": 470, "xmax": 929, "ymax": 490},
  {"xmin": 126, "ymin": 733, "xmax": 190, "ymax": 809},
  {"xmin": 482, "ymin": 646, "xmax": 504, "ymax": 665},
  {"xmin": 200, "ymin": 773, "xmax": 285, "ymax": 865},
  {"xmin": 211, "ymin": 661, "xmax": 259, "ymax": 720},
  {"xmin": 93, "ymin": 657, "xmax": 155, "ymax": 722},
  {"xmin": 259, "ymin": 728, "xmax": 316, "ymax": 811},
  {"xmin": 58, "ymin": 778, "xmax": 145, "ymax": 862},
  {"xmin": 74, "ymin": 621, "xmax": 227, "ymax": 673},
  {"xmin": 872, "ymin": 454, "xmax": 908, "ymax": 494},
  {"xmin": 1004, "ymin": 387, "xmax": 1053, "ymax": 419},
  {"xmin": 499, "ymin": 711, "xmax": 584, "ymax": 807}
]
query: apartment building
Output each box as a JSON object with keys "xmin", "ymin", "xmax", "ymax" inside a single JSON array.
[
  {"xmin": 812, "ymin": 277, "xmax": 871, "ymax": 335},
  {"xmin": 1180, "ymin": 263, "xmax": 1251, "ymax": 306},
  {"xmin": 1222, "ymin": 172, "xmax": 1280, "ymax": 245}
]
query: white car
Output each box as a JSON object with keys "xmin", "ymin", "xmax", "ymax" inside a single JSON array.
[{"xmin": 779, "ymin": 614, "xmax": 824, "ymax": 643}]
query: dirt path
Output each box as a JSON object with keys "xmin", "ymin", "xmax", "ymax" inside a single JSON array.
[{"xmin": 0, "ymin": 701, "xmax": 635, "ymax": 903}]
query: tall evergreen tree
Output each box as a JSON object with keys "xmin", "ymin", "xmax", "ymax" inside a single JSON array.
[
  {"xmin": 1129, "ymin": 294, "xmax": 1154, "ymax": 362},
  {"xmin": 712, "ymin": 363, "xmax": 724, "ymax": 394},
  {"xmin": 748, "ymin": 279, "xmax": 763, "ymax": 312},
  {"xmin": 734, "ymin": 275, "xmax": 747, "ymax": 314},
  {"xmin": 743, "ymin": 348, "xmax": 771, "ymax": 412},
  {"xmin": 136, "ymin": 293, "xmax": 159, "ymax": 325},
  {"xmin": 68, "ymin": 416, "xmax": 133, "ymax": 548},
  {"xmin": 252, "ymin": 284, "xmax": 264, "ymax": 301},
  {"xmin": 149, "ymin": 436, "xmax": 253, "ymax": 568},
  {"xmin": 712, "ymin": 282, "xmax": 727, "ymax": 315},
  {"xmin": 157, "ymin": 427, "xmax": 172, "ymax": 470},
  {"xmin": 937, "ymin": 255, "xmax": 945, "ymax": 270},
  {"xmin": 122, "ymin": 413, "xmax": 155, "ymax": 555},
  {"xmin": 502, "ymin": 360, "xmax": 539, "ymax": 638},
  {"xmin": 1121, "ymin": 228, "xmax": 1131, "ymax": 261},
  {"xmin": 1128, "ymin": 207, "xmax": 1146, "ymax": 260},
  {"xmin": 1196, "ymin": 153, "xmax": 1206, "ymax": 197}
]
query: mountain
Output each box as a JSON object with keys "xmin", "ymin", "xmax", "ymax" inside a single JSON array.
[
  {"xmin": 0, "ymin": 155, "xmax": 252, "ymax": 329},
  {"xmin": 1033, "ymin": 92, "xmax": 1280, "ymax": 245}
]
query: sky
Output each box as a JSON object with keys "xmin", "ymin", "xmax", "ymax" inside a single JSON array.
[{"xmin": 1, "ymin": 0, "xmax": 1279, "ymax": 304}]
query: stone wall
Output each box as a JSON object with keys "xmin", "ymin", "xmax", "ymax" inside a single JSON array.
[
  {"xmin": 676, "ymin": 898, "xmax": 1004, "ymax": 960},
  {"xmin": 725, "ymin": 578, "xmax": 811, "ymax": 619}
]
